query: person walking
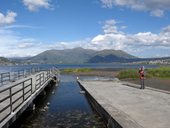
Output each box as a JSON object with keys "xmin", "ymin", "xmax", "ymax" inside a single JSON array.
[{"xmin": 139, "ymin": 67, "xmax": 145, "ymax": 89}]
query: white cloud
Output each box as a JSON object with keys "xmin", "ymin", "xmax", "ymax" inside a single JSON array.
[
  {"xmin": 0, "ymin": 11, "xmax": 17, "ymax": 26},
  {"xmin": 17, "ymin": 42, "xmax": 36, "ymax": 49},
  {"xmin": 150, "ymin": 9, "xmax": 164, "ymax": 17},
  {"xmin": 42, "ymin": 19, "xmax": 170, "ymax": 57},
  {"xmin": 102, "ymin": 19, "xmax": 119, "ymax": 34},
  {"xmin": 120, "ymin": 26, "xmax": 127, "ymax": 29},
  {"xmin": 85, "ymin": 18, "xmax": 170, "ymax": 57},
  {"xmin": 22, "ymin": 0, "xmax": 52, "ymax": 11},
  {"xmin": 100, "ymin": 0, "xmax": 170, "ymax": 17},
  {"xmin": 4, "ymin": 25, "xmax": 35, "ymax": 29},
  {"xmin": 51, "ymin": 40, "xmax": 90, "ymax": 50},
  {"xmin": 0, "ymin": 27, "xmax": 47, "ymax": 57},
  {"xmin": 1, "ymin": 18, "xmax": 170, "ymax": 58}
]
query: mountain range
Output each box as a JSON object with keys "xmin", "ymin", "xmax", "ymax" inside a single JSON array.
[
  {"xmin": 2, "ymin": 47, "xmax": 170, "ymax": 65},
  {"xmin": 25, "ymin": 47, "xmax": 136, "ymax": 64}
]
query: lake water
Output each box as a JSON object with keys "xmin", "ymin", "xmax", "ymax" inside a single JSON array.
[
  {"xmin": 9, "ymin": 75, "xmax": 107, "ymax": 128},
  {"xmin": 0, "ymin": 63, "xmax": 158, "ymax": 73},
  {"xmin": 1, "ymin": 64, "xmax": 158, "ymax": 127}
]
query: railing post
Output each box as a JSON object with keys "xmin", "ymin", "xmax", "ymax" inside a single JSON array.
[
  {"xmin": 40, "ymin": 73, "xmax": 42, "ymax": 86},
  {"xmin": 1, "ymin": 74, "xmax": 2, "ymax": 85},
  {"xmin": 9, "ymin": 72, "xmax": 11, "ymax": 82},
  {"xmin": 32, "ymin": 75, "xmax": 36, "ymax": 93},
  {"xmin": 31, "ymin": 78, "xmax": 33, "ymax": 94},
  {"xmin": 22, "ymin": 82, "xmax": 25, "ymax": 102},
  {"xmin": 43, "ymin": 72, "xmax": 44, "ymax": 83},
  {"xmin": 10, "ymin": 88, "xmax": 13, "ymax": 114},
  {"xmin": 1, "ymin": 74, "xmax": 3, "ymax": 85},
  {"xmin": 17, "ymin": 71, "xmax": 20, "ymax": 79}
]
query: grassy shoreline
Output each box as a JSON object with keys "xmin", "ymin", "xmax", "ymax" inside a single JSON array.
[
  {"xmin": 117, "ymin": 67, "xmax": 170, "ymax": 79},
  {"xmin": 61, "ymin": 67, "xmax": 170, "ymax": 91},
  {"xmin": 61, "ymin": 68, "xmax": 119, "ymax": 77},
  {"xmin": 62, "ymin": 67, "xmax": 170, "ymax": 79}
]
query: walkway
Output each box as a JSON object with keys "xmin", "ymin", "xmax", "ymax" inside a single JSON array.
[
  {"xmin": 0, "ymin": 68, "xmax": 58, "ymax": 128},
  {"xmin": 78, "ymin": 80, "xmax": 170, "ymax": 128}
]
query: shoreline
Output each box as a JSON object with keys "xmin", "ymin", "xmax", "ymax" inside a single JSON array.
[{"xmin": 61, "ymin": 68, "xmax": 170, "ymax": 92}]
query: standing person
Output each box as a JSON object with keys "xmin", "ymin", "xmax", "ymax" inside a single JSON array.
[{"xmin": 138, "ymin": 67, "xmax": 145, "ymax": 89}]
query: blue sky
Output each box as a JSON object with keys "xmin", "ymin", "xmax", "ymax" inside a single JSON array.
[{"xmin": 0, "ymin": 0, "xmax": 170, "ymax": 58}]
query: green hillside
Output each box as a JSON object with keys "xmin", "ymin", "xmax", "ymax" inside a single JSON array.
[
  {"xmin": 0, "ymin": 57, "xmax": 12, "ymax": 65},
  {"xmin": 27, "ymin": 47, "xmax": 136, "ymax": 64}
]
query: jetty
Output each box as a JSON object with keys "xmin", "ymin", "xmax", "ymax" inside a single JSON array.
[
  {"xmin": 0, "ymin": 67, "xmax": 59, "ymax": 128},
  {"xmin": 78, "ymin": 79, "xmax": 170, "ymax": 128}
]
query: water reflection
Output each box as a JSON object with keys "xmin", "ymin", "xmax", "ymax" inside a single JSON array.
[
  {"xmin": 9, "ymin": 75, "xmax": 106, "ymax": 128},
  {"xmin": 79, "ymin": 76, "xmax": 118, "ymax": 81}
]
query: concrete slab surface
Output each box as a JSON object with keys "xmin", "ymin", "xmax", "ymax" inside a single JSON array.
[{"xmin": 79, "ymin": 80, "xmax": 170, "ymax": 128}]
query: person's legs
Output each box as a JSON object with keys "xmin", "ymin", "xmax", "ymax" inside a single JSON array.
[
  {"xmin": 140, "ymin": 79, "xmax": 145, "ymax": 89},
  {"xmin": 141, "ymin": 79, "xmax": 145, "ymax": 89},
  {"xmin": 140, "ymin": 79, "xmax": 142, "ymax": 89}
]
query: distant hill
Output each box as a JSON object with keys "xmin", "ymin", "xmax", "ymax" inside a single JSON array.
[
  {"xmin": 29, "ymin": 47, "xmax": 96, "ymax": 64},
  {"xmin": 7, "ymin": 48, "xmax": 170, "ymax": 64},
  {"xmin": 26, "ymin": 47, "xmax": 136, "ymax": 64},
  {"xmin": 0, "ymin": 57, "xmax": 13, "ymax": 65},
  {"xmin": 88, "ymin": 49, "xmax": 136, "ymax": 63},
  {"xmin": 92, "ymin": 49, "xmax": 135, "ymax": 59}
]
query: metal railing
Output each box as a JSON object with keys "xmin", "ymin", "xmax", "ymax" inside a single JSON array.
[
  {"xmin": 0, "ymin": 72, "xmax": 10, "ymax": 85},
  {"xmin": 0, "ymin": 67, "xmax": 59, "ymax": 125},
  {"xmin": 0, "ymin": 67, "xmax": 46, "ymax": 86},
  {"xmin": 0, "ymin": 78, "xmax": 32, "ymax": 124},
  {"xmin": 36, "ymin": 72, "xmax": 45, "ymax": 90}
]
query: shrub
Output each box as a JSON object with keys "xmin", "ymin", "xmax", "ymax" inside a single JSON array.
[
  {"xmin": 117, "ymin": 69, "xmax": 139, "ymax": 79},
  {"xmin": 63, "ymin": 68, "xmax": 93, "ymax": 73},
  {"xmin": 117, "ymin": 67, "xmax": 170, "ymax": 79}
]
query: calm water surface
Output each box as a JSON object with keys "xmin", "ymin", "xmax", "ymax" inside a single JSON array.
[
  {"xmin": 10, "ymin": 75, "xmax": 106, "ymax": 128},
  {"xmin": 0, "ymin": 63, "xmax": 158, "ymax": 73}
]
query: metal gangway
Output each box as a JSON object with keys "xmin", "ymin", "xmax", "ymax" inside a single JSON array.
[{"xmin": 0, "ymin": 67, "xmax": 59, "ymax": 128}]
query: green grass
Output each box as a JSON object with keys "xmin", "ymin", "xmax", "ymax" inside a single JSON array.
[
  {"xmin": 117, "ymin": 69, "xmax": 139, "ymax": 79},
  {"xmin": 117, "ymin": 67, "xmax": 170, "ymax": 79},
  {"xmin": 63, "ymin": 68, "xmax": 93, "ymax": 73},
  {"xmin": 146, "ymin": 67, "xmax": 170, "ymax": 78}
]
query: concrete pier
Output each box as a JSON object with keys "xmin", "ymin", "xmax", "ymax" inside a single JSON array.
[{"xmin": 78, "ymin": 80, "xmax": 170, "ymax": 128}]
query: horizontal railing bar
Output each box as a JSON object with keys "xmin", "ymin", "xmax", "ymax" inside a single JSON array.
[
  {"xmin": 0, "ymin": 104, "xmax": 10, "ymax": 113},
  {"xmin": 24, "ymin": 90, "xmax": 31, "ymax": 96},
  {"xmin": 0, "ymin": 95, "xmax": 10, "ymax": 103},
  {"xmin": 24, "ymin": 84, "xmax": 31, "ymax": 89},
  {"xmin": 24, "ymin": 92, "xmax": 31, "ymax": 101},
  {"xmin": 0, "ymin": 80, "xmax": 32, "ymax": 104},
  {"xmin": 0, "ymin": 78, "xmax": 32, "ymax": 93},
  {"xmin": 0, "ymin": 113, "xmax": 10, "ymax": 124},
  {"xmin": 12, "ymin": 95, "xmax": 23, "ymax": 105},
  {"xmin": 13, "ymin": 102, "xmax": 23, "ymax": 112},
  {"xmin": 11, "ymin": 88, "xmax": 23, "ymax": 97},
  {"xmin": 0, "ymin": 67, "xmax": 49, "ymax": 86}
]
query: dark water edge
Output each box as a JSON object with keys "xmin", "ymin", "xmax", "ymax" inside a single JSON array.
[
  {"xmin": 0, "ymin": 63, "xmax": 158, "ymax": 73},
  {"xmin": 9, "ymin": 75, "xmax": 106, "ymax": 128}
]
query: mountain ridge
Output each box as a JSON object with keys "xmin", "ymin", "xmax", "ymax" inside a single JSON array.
[
  {"xmin": 26, "ymin": 47, "xmax": 136, "ymax": 64},
  {"xmin": 2, "ymin": 47, "xmax": 170, "ymax": 64}
]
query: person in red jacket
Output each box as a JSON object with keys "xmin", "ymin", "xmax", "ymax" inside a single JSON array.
[{"xmin": 139, "ymin": 66, "xmax": 145, "ymax": 89}]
